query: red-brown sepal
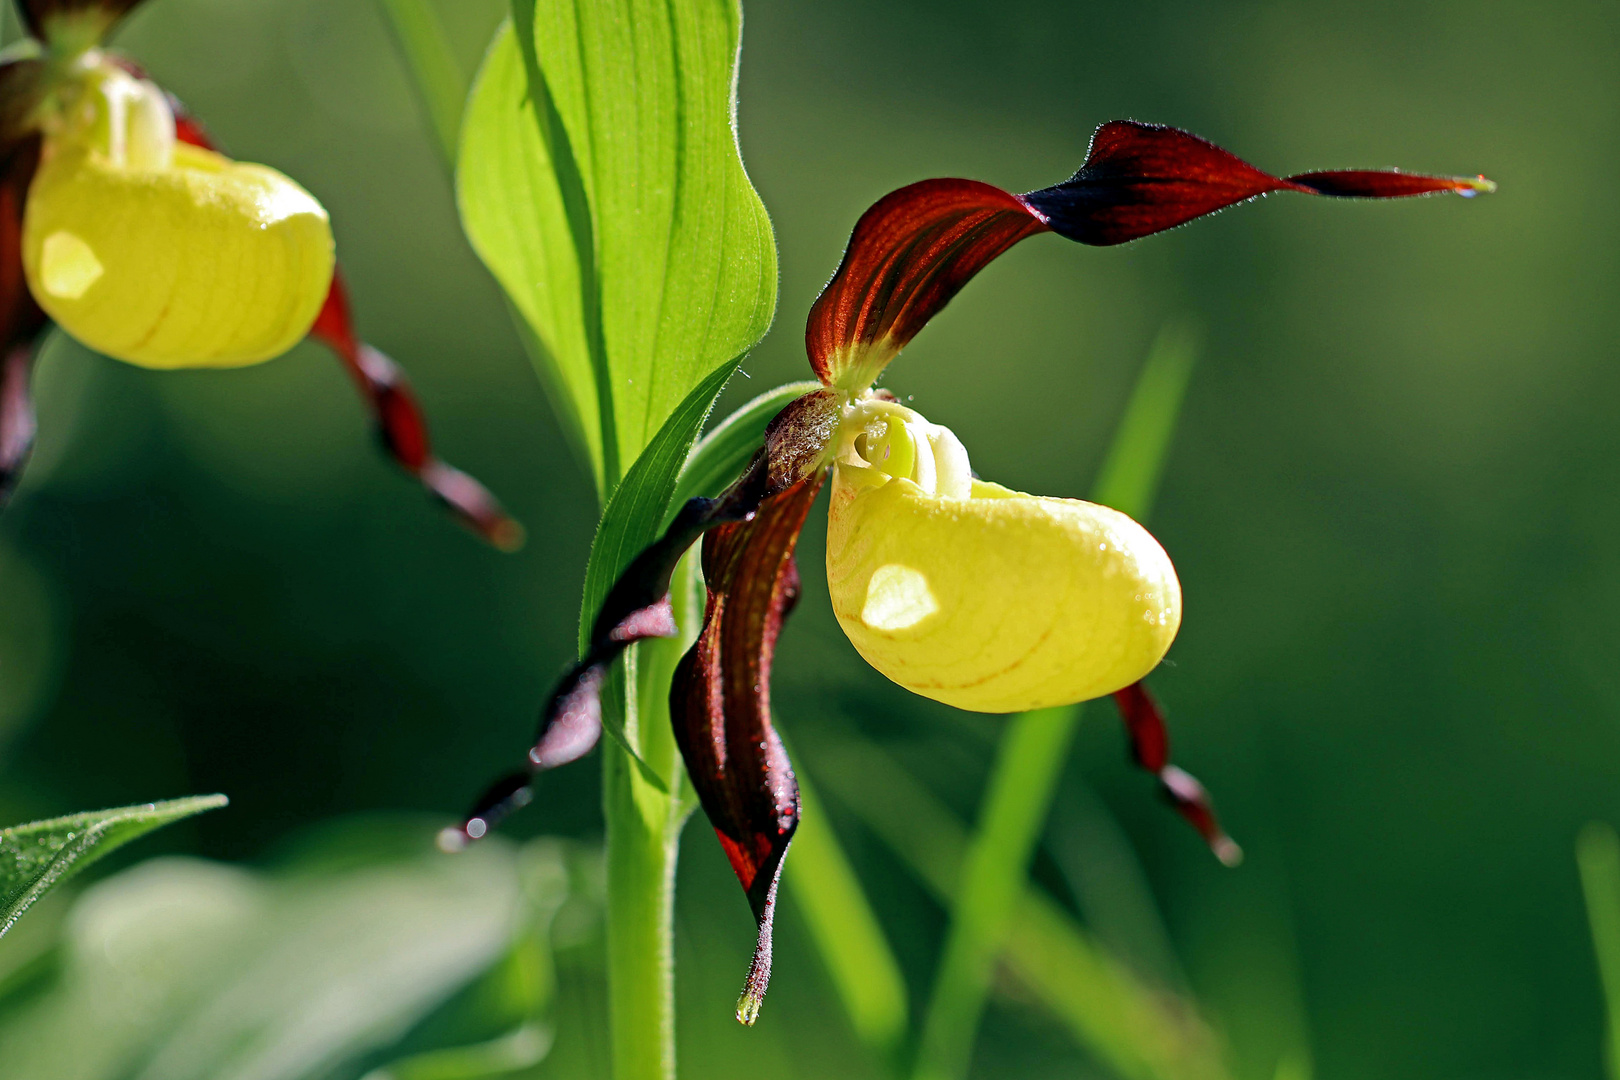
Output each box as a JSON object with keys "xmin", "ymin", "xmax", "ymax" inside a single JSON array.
[
  {"xmin": 1113, "ymin": 680, "xmax": 1241, "ymax": 866},
  {"xmin": 19, "ymin": 0, "xmax": 146, "ymax": 44},
  {"xmin": 806, "ymin": 181, "xmax": 1047, "ymax": 390},
  {"xmin": 444, "ymin": 457, "xmax": 774, "ymax": 849},
  {"xmin": 308, "ymin": 277, "xmax": 524, "ymax": 551},
  {"xmin": 1021, "ymin": 120, "xmax": 1493, "ymax": 247},
  {"xmin": 671, "ymin": 469, "xmax": 825, "ymax": 1025}
]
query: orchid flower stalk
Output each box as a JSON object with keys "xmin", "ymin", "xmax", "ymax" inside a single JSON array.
[
  {"xmin": 0, "ymin": 0, "xmax": 521, "ymax": 547},
  {"xmin": 449, "ymin": 117, "xmax": 1493, "ymax": 1024}
]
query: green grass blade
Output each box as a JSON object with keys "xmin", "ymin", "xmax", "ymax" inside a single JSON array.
[
  {"xmin": 783, "ymin": 773, "xmax": 909, "ymax": 1062},
  {"xmin": 809, "ymin": 737, "xmax": 1228, "ymax": 1080},
  {"xmin": 912, "ymin": 324, "xmax": 1201, "ymax": 1080},
  {"xmin": 913, "ymin": 706, "xmax": 1080, "ymax": 1080},
  {"xmin": 1091, "ymin": 320, "xmax": 1200, "ymax": 520},
  {"xmin": 1578, "ymin": 821, "xmax": 1620, "ymax": 1080},
  {"xmin": 375, "ymin": 0, "xmax": 467, "ymax": 169},
  {"xmin": 0, "ymin": 795, "xmax": 228, "ymax": 941}
]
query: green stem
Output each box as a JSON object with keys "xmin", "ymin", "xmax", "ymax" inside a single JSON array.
[{"xmin": 602, "ymin": 552, "xmax": 700, "ymax": 1080}]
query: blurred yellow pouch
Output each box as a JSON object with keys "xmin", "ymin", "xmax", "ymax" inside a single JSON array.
[
  {"xmin": 825, "ymin": 412, "xmax": 1181, "ymax": 713},
  {"xmin": 23, "ymin": 141, "xmax": 334, "ymax": 369}
]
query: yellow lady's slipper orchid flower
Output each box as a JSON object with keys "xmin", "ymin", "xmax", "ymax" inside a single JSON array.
[
  {"xmin": 21, "ymin": 65, "xmax": 334, "ymax": 369},
  {"xmin": 825, "ymin": 398, "xmax": 1180, "ymax": 712},
  {"xmin": 0, "ymin": 3, "xmax": 517, "ymax": 542},
  {"xmin": 451, "ymin": 119, "xmax": 1491, "ymax": 1023}
]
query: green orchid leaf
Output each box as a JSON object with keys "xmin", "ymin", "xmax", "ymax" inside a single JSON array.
[
  {"xmin": 0, "ymin": 794, "xmax": 228, "ymax": 943},
  {"xmin": 459, "ymin": 0, "xmax": 777, "ymax": 498}
]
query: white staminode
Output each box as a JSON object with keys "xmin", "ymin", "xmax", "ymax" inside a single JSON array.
[
  {"xmin": 95, "ymin": 65, "xmax": 175, "ymax": 171},
  {"xmin": 835, "ymin": 396, "xmax": 973, "ymax": 499}
]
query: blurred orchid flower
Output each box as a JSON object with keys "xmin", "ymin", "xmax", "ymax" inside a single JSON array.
[
  {"xmin": 451, "ymin": 121, "xmax": 1492, "ymax": 1018},
  {"xmin": 0, "ymin": 0, "xmax": 520, "ymax": 546}
]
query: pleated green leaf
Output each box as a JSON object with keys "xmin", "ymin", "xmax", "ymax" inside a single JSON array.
[{"xmin": 458, "ymin": 0, "xmax": 777, "ymax": 498}]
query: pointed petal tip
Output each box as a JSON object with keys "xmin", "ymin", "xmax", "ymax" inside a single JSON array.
[
  {"xmin": 735, "ymin": 987, "xmax": 764, "ymax": 1027},
  {"xmin": 1459, "ymin": 175, "xmax": 1497, "ymax": 197},
  {"xmin": 736, "ymin": 936, "xmax": 772, "ymax": 1026},
  {"xmin": 1213, "ymin": 835, "xmax": 1244, "ymax": 868}
]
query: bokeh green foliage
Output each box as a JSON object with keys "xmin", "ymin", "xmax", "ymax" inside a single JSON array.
[{"xmin": 0, "ymin": 0, "xmax": 1611, "ymax": 1078}]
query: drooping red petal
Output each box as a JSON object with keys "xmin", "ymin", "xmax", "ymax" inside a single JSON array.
[
  {"xmin": 671, "ymin": 468, "xmax": 825, "ymax": 1026},
  {"xmin": 1113, "ymin": 680, "xmax": 1241, "ymax": 867},
  {"xmin": 308, "ymin": 275, "xmax": 525, "ymax": 551},
  {"xmin": 807, "ymin": 120, "xmax": 1491, "ymax": 390},
  {"xmin": 442, "ymin": 454, "xmax": 775, "ymax": 849}
]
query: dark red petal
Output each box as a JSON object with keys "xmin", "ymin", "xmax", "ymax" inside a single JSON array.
[
  {"xmin": 444, "ymin": 455, "xmax": 774, "ymax": 849},
  {"xmin": 1113, "ymin": 681, "xmax": 1242, "ymax": 867},
  {"xmin": 805, "ymin": 181, "xmax": 1048, "ymax": 388},
  {"xmin": 19, "ymin": 0, "xmax": 146, "ymax": 42},
  {"xmin": 307, "ymin": 275, "xmax": 525, "ymax": 552},
  {"xmin": 1021, "ymin": 120, "xmax": 1493, "ymax": 247},
  {"xmin": 671, "ymin": 469, "xmax": 826, "ymax": 1025},
  {"xmin": 808, "ymin": 120, "xmax": 1491, "ymax": 390}
]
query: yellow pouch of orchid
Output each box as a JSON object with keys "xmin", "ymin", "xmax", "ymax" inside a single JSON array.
[
  {"xmin": 22, "ymin": 68, "xmax": 334, "ymax": 369},
  {"xmin": 825, "ymin": 402, "xmax": 1181, "ymax": 713}
]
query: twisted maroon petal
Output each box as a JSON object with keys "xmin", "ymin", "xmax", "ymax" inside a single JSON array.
[
  {"xmin": 671, "ymin": 468, "xmax": 825, "ymax": 1026},
  {"xmin": 808, "ymin": 120, "xmax": 1491, "ymax": 388},
  {"xmin": 1113, "ymin": 680, "xmax": 1241, "ymax": 866},
  {"xmin": 1020, "ymin": 120, "xmax": 1493, "ymax": 246},
  {"xmin": 443, "ymin": 454, "xmax": 773, "ymax": 848}
]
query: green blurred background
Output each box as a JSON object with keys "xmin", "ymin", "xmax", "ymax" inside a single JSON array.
[{"xmin": 0, "ymin": 0, "xmax": 1614, "ymax": 1077}]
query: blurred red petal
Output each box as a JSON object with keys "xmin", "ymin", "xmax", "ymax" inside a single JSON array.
[{"xmin": 308, "ymin": 275, "xmax": 524, "ymax": 550}]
